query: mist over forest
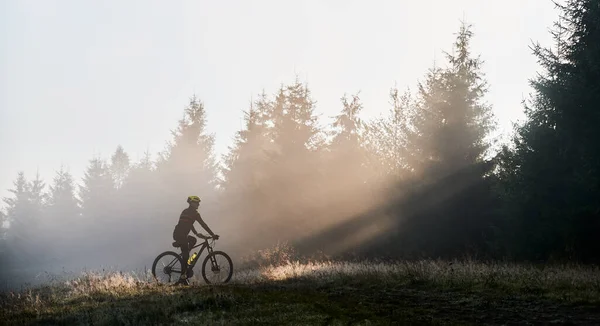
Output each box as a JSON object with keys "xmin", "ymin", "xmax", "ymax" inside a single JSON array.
[{"xmin": 2, "ymin": 0, "xmax": 600, "ymax": 293}]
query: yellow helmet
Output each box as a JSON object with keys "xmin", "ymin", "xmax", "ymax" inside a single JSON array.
[{"xmin": 187, "ymin": 196, "xmax": 201, "ymax": 204}]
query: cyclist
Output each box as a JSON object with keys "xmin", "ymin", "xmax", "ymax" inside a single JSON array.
[{"xmin": 173, "ymin": 195, "xmax": 219, "ymax": 285}]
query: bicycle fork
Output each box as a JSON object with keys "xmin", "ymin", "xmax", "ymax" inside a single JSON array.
[{"xmin": 207, "ymin": 247, "xmax": 220, "ymax": 272}]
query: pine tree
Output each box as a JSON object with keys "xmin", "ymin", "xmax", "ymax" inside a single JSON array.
[
  {"xmin": 2, "ymin": 172, "xmax": 40, "ymax": 265},
  {"xmin": 43, "ymin": 167, "xmax": 80, "ymax": 263},
  {"xmin": 0, "ymin": 209, "xmax": 6, "ymax": 238},
  {"xmin": 3, "ymin": 172, "xmax": 28, "ymax": 227},
  {"xmin": 355, "ymin": 23, "xmax": 499, "ymax": 259},
  {"xmin": 407, "ymin": 22, "xmax": 497, "ymax": 257},
  {"xmin": 0, "ymin": 209, "xmax": 7, "ymax": 276},
  {"xmin": 364, "ymin": 87, "xmax": 416, "ymax": 179},
  {"xmin": 219, "ymin": 95, "xmax": 273, "ymax": 244},
  {"xmin": 262, "ymin": 79, "xmax": 326, "ymax": 239},
  {"xmin": 123, "ymin": 150, "xmax": 155, "ymax": 192},
  {"xmin": 410, "ymin": 66, "xmax": 447, "ymax": 176},
  {"xmin": 322, "ymin": 93, "xmax": 378, "ymax": 225},
  {"xmin": 110, "ymin": 145, "xmax": 130, "ymax": 190},
  {"xmin": 266, "ymin": 79, "xmax": 324, "ymax": 157},
  {"xmin": 331, "ymin": 93, "xmax": 364, "ymax": 153},
  {"xmin": 497, "ymin": 0, "xmax": 600, "ymax": 261},
  {"xmin": 28, "ymin": 171, "xmax": 46, "ymax": 223},
  {"xmin": 47, "ymin": 167, "xmax": 80, "ymax": 223},
  {"xmin": 328, "ymin": 93, "xmax": 371, "ymax": 189},
  {"xmin": 157, "ymin": 96, "xmax": 218, "ymax": 204},
  {"xmin": 77, "ymin": 157, "xmax": 116, "ymax": 265},
  {"xmin": 413, "ymin": 22, "xmax": 495, "ymax": 180},
  {"xmin": 222, "ymin": 94, "xmax": 271, "ymax": 194},
  {"xmin": 79, "ymin": 157, "xmax": 115, "ymax": 220}
]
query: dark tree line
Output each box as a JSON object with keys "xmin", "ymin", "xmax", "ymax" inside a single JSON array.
[
  {"xmin": 1, "ymin": 0, "xmax": 599, "ymax": 279},
  {"xmin": 495, "ymin": 0, "xmax": 600, "ymax": 262}
]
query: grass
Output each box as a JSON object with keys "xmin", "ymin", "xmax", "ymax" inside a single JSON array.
[{"xmin": 2, "ymin": 259, "xmax": 600, "ymax": 325}]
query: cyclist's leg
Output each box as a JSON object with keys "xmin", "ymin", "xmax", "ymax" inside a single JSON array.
[
  {"xmin": 187, "ymin": 235, "xmax": 197, "ymax": 249},
  {"xmin": 174, "ymin": 232, "xmax": 190, "ymax": 279},
  {"xmin": 180, "ymin": 240, "xmax": 190, "ymax": 275}
]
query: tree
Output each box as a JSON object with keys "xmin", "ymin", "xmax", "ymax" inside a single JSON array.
[
  {"xmin": 47, "ymin": 167, "xmax": 80, "ymax": 223},
  {"xmin": 261, "ymin": 79, "xmax": 327, "ymax": 240},
  {"xmin": 79, "ymin": 157, "xmax": 115, "ymax": 220},
  {"xmin": 413, "ymin": 22, "xmax": 495, "ymax": 180},
  {"xmin": 219, "ymin": 80, "xmax": 329, "ymax": 251},
  {"xmin": 497, "ymin": 0, "xmax": 600, "ymax": 262},
  {"xmin": 43, "ymin": 167, "xmax": 80, "ymax": 264},
  {"xmin": 364, "ymin": 87, "xmax": 416, "ymax": 180},
  {"xmin": 2, "ymin": 172, "xmax": 29, "ymax": 231},
  {"xmin": 221, "ymin": 94, "xmax": 271, "ymax": 194},
  {"xmin": 330, "ymin": 93, "xmax": 364, "ymax": 154},
  {"xmin": 405, "ymin": 22, "xmax": 497, "ymax": 257},
  {"xmin": 0, "ymin": 209, "xmax": 6, "ymax": 237},
  {"xmin": 110, "ymin": 145, "xmax": 130, "ymax": 190},
  {"xmin": 350, "ymin": 23, "xmax": 500, "ymax": 259},
  {"xmin": 323, "ymin": 93, "xmax": 376, "ymax": 223},
  {"xmin": 157, "ymin": 96, "xmax": 218, "ymax": 205},
  {"xmin": 219, "ymin": 95, "xmax": 273, "ymax": 246},
  {"xmin": 0, "ymin": 209, "xmax": 7, "ymax": 277},
  {"xmin": 122, "ymin": 150, "xmax": 156, "ymax": 196},
  {"xmin": 2, "ymin": 172, "xmax": 45, "ymax": 266},
  {"xmin": 28, "ymin": 171, "xmax": 47, "ymax": 233}
]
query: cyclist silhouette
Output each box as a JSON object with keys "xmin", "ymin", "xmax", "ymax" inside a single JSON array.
[{"xmin": 172, "ymin": 195, "xmax": 219, "ymax": 285}]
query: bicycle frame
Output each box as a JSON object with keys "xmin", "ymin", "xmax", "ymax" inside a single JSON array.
[{"xmin": 187, "ymin": 237, "xmax": 215, "ymax": 268}]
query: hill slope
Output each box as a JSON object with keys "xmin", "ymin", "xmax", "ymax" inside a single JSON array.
[{"xmin": 2, "ymin": 260, "xmax": 600, "ymax": 325}]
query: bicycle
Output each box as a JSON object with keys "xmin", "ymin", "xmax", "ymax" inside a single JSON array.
[{"xmin": 151, "ymin": 234, "xmax": 233, "ymax": 285}]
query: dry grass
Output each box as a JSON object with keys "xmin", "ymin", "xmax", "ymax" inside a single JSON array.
[{"xmin": 2, "ymin": 250, "xmax": 600, "ymax": 325}]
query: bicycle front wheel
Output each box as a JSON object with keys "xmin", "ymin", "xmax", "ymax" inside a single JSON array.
[
  {"xmin": 201, "ymin": 251, "xmax": 233, "ymax": 284},
  {"xmin": 152, "ymin": 251, "xmax": 185, "ymax": 284}
]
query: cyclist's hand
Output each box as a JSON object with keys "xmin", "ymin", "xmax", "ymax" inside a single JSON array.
[{"xmin": 213, "ymin": 234, "xmax": 220, "ymax": 240}]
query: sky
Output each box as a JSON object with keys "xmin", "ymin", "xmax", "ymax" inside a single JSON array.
[{"xmin": 1, "ymin": 0, "xmax": 559, "ymax": 204}]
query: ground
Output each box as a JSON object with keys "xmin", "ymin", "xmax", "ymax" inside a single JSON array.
[{"xmin": 2, "ymin": 260, "xmax": 600, "ymax": 325}]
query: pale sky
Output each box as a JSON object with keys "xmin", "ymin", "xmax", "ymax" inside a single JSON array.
[{"xmin": 1, "ymin": 0, "xmax": 559, "ymax": 203}]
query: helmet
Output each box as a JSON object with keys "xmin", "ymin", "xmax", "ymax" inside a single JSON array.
[{"xmin": 187, "ymin": 196, "xmax": 201, "ymax": 204}]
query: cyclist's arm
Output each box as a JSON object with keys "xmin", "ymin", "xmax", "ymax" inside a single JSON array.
[{"xmin": 195, "ymin": 213, "xmax": 215, "ymax": 236}]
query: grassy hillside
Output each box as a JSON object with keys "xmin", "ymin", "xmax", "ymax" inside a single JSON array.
[{"xmin": 2, "ymin": 259, "xmax": 600, "ymax": 325}]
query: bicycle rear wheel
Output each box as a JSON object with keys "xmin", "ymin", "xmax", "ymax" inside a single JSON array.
[
  {"xmin": 152, "ymin": 251, "xmax": 185, "ymax": 284},
  {"xmin": 201, "ymin": 251, "xmax": 233, "ymax": 284}
]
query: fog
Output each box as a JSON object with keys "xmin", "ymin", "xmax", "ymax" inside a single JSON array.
[{"xmin": 2, "ymin": 18, "xmax": 501, "ymax": 290}]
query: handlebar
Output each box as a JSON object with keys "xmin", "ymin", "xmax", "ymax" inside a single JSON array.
[{"xmin": 195, "ymin": 233, "xmax": 219, "ymax": 240}]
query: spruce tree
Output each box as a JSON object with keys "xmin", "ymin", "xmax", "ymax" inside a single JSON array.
[
  {"xmin": 328, "ymin": 93, "xmax": 371, "ymax": 191},
  {"xmin": 323, "ymin": 93, "xmax": 378, "ymax": 226},
  {"xmin": 219, "ymin": 96, "xmax": 273, "ymax": 245},
  {"xmin": 330, "ymin": 93, "xmax": 364, "ymax": 154},
  {"xmin": 157, "ymin": 96, "xmax": 218, "ymax": 204},
  {"xmin": 44, "ymin": 167, "xmax": 80, "ymax": 262},
  {"xmin": 0, "ymin": 209, "xmax": 6, "ymax": 238},
  {"xmin": 497, "ymin": 0, "xmax": 600, "ymax": 261},
  {"xmin": 357, "ymin": 23, "xmax": 499, "ymax": 259},
  {"xmin": 263, "ymin": 79, "xmax": 326, "ymax": 239},
  {"xmin": 79, "ymin": 157, "xmax": 114, "ymax": 220},
  {"xmin": 110, "ymin": 145, "xmax": 130, "ymax": 190},
  {"xmin": 123, "ymin": 151, "xmax": 155, "ymax": 193},
  {"xmin": 47, "ymin": 167, "xmax": 80, "ymax": 223},
  {"xmin": 0, "ymin": 209, "xmax": 7, "ymax": 276},
  {"xmin": 222, "ymin": 95, "xmax": 271, "ymax": 195},
  {"xmin": 413, "ymin": 22, "xmax": 494, "ymax": 180},
  {"xmin": 2, "ymin": 173, "xmax": 37, "ymax": 265},
  {"xmin": 364, "ymin": 87, "xmax": 416, "ymax": 179},
  {"xmin": 119, "ymin": 151, "xmax": 163, "ymax": 256}
]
